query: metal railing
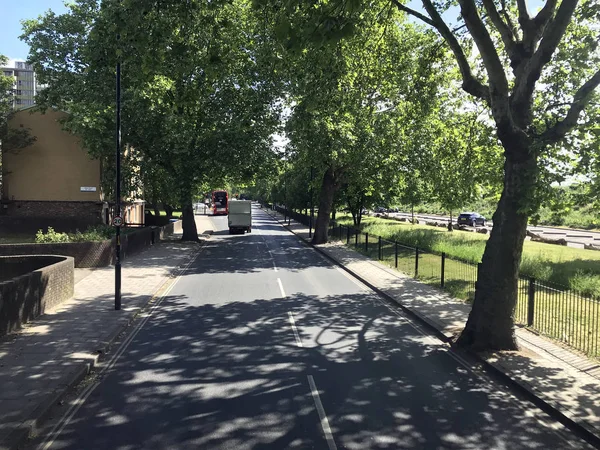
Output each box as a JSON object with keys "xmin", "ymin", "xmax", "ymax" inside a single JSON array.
[{"xmin": 327, "ymin": 220, "xmax": 600, "ymax": 359}]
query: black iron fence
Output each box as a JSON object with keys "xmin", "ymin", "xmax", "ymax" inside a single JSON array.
[{"xmin": 326, "ymin": 220, "xmax": 600, "ymax": 359}]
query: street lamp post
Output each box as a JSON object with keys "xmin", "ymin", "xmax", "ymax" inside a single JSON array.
[
  {"xmin": 114, "ymin": 54, "xmax": 122, "ymax": 310},
  {"xmin": 309, "ymin": 167, "xmax": 314, "ymax": 238}
]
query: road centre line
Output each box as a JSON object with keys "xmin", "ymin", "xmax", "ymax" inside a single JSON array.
[
  {"xmin": 288, "ymin": 311, "xmax": 304, "ymax": 348},
  {"xmin": 307, "ymin": 375, "xmax": 338, "ymax": 450},
  {"xmin": 277, "ymin": 277, "xmax": 286, "ymax": 298},
  {"xmin": 38, "ymin": 250, "xmax": 201, "ymax": 450}
]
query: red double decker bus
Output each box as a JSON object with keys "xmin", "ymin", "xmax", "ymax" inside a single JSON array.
[{"xmin": 212, "ymin": 190, "xmax": 228, "ymax": 215}]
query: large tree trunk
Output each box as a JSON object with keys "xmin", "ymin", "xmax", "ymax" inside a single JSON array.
[
  {"xmin": 181, "ymin": 201, "xmax": 199, "ymax": 241},
  {"xmin": 456, "ymin": 151, "xmax": 537, "ymax": 351},
  {"xmin": 311, "ymin": 166, "xmax": 338, "ymax": 244}
]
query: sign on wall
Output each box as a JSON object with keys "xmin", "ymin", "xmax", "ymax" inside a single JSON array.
[{"xmin": 80, "ymin": 186, "xmax": 97, "ymax": 192}]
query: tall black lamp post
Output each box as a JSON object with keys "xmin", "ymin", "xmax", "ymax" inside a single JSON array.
[
  {"xmin": 309, "ymin": 167, "xmax": 314, "ymax": 238},
  {"xmin": 114, "ymin": 44, "xmax": 122, "ymax": 310}
]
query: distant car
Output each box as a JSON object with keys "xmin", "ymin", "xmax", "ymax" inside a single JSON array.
[
  {"xmin": 457, "ymin": 212, "xmax": 486, "ymax": 227},
  {"xmin": 375, "ymin": 207, "xmax": 387, "ymax": 213}
]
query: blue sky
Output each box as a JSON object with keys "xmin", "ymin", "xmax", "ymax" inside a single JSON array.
[{"xmin": 0, "ymin": 0, "xmax": 68, "ymax": 61}]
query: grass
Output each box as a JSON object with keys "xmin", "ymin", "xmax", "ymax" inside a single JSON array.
[
  {"xmin": 332, "ymin": 215, "xmax": 600, "ymax": 359},
  {"xmin": 335, "ymin": 214, "xmax": 600, "ymax": 297},
  {"xmin": 159, "ymin": 211, "xmax": 183, "ymax": 218}
]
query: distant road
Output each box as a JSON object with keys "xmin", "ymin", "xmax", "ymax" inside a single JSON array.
[{"xmin": 387, "ymin": 212, "xmax": 600, "ymax": 248}]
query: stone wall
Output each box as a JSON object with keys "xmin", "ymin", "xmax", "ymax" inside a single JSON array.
[{"xmin": 0, "ymin": 255, "xmax": 74, "ymax": 337}]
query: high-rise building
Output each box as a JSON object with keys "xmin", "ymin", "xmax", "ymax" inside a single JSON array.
[{"xmin": 1, "ymin": 61, "xmax": 37, "ymax": 109}]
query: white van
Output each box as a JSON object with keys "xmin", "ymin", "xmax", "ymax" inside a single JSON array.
[{"xmin": 228, "ymin": 200, "xmax": 252, "ymax": 234}]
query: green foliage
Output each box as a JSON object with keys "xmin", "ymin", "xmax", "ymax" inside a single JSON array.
[
  {"xmin": 36, "ymin": 225, "xmax": 116, "ymax": 243},
  {"xmin": 35, "ymin": 227, "xmax": 70, "ymax": 243}
]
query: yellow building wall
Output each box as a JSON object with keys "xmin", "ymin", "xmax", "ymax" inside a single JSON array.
[{"xmin": 3, "ymin": 109, "xmax": 102, "ymax": 201}]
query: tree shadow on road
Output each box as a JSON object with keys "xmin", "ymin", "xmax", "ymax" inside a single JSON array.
[{"xmin": 48, "ymin": 290, "xmax": 585, "ymax": 450}]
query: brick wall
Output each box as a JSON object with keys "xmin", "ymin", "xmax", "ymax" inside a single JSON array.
[
  {"xmin": 0, "ymin": 201, "xmax": 104, "ymax": 233},
  {"xmin": 0, "ymin": 221, "xmax": 181, "ymax": 268},
  {"xmin": 0, "ymin": 255, "xmax": 74, "ymax": 337}
]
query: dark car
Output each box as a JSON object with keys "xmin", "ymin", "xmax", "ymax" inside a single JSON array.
[{"xmin": 457, "ymin": 212, "xmax": 486, "ymax": 227}]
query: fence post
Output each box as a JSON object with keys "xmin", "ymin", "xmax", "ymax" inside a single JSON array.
[
  {"xmin": 395, "ymin": 241, "xmax": 398, "ymax": 268},
  {"xmin": 355, "ymin": 229, "xmax": 358, "ymax": 247},
  {"xmin": 415, "ymin": 247, "xmax": 419, "ymax": 278},
  {"xmin": 365, "ymin": 233, "xmax": 369, "ymax": 252},
  {"xmin": 441, "ymin": 252, "xmax": 445, "ymax": 288},
  {"xmin": 527, "ymin": 277, "xmax": 536, "ymax": 326},
  {"xmin": 347, "ymin": 226, "xmax": 350, "ymax": 244},
  {"xmin": 378, "ymin": 236, "xmax": 382, "ymax": 260},
  {"xmin": 339, "ymin": 224, "xmax": 342, "ymax": 241}
]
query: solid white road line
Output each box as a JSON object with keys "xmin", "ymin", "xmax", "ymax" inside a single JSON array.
[
  {"xmin": 37, "ymin": 250, "xmax": 201, "ymax": 450},
  {"xmin": 288, "ymin": 311, "xmax": 304, "ymax": 348},
  {"xmin": 307, "ymin": 375, "xmax": 338, "ymax": 450},
  {"xmin": 277, "ymin": 277, "xmax": 286, "ymax": 298}
]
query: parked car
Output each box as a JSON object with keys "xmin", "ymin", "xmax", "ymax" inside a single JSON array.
[
  {"xmin": 457, "ymin": 212, "xmax": 486, "ymax": 227},
  {"xmin": 375, "ymin": 206, "xmax": 387, "ymax": 213}
]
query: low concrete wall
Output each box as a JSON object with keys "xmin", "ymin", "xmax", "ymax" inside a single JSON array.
[
  {"xmin": 0, "ymin": 255, "xmax": 74, "ymax": 337},
  {"xmin": 0, "ymin": 221, "xmax": 182, "ymax": 268}
]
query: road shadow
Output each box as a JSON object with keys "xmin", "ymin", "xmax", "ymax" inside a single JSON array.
[{"xmin": 46, "ymin": 290, "xmax": 585, "ymax": 449}]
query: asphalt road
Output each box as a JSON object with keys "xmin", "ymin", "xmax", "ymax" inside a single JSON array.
[
  {"xmin": 390, "ymin": 211, "xmax": 600, "ymax": 247},
  {"xmin": 33, "ymin": 205, "xmax": 593, "ymax": 449}
]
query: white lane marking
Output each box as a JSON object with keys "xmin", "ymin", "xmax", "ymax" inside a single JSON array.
[
  {"xmin": 277, "ymin": 278, "xmax": 286, "ymax": 298},
  {"xmin": 257, "ymin": 225, "xmax": 278, "ymax": 272},
  {"xmin": 307, "ymin": 375, "xmax": 338, "ymax": 450},
  {"xmin": 38, "ymin": 251, "xmax": 201, "ymax": 450},
  {"xmin": 288, "ymin": 312, "xmax": 304, "ymax": 348}
]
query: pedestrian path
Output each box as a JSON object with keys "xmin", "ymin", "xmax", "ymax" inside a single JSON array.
[
  {"xmin": 0, "ymin": 216, "xmax": 212, "ymax": 450},
  {"xmin": 265, "ymin": 207, "xmax": 600, "ymax": 442}
]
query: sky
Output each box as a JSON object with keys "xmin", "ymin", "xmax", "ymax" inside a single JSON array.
[{"xmin": 0, "ymin": 0, "xmax": 69, "ymax": 62}]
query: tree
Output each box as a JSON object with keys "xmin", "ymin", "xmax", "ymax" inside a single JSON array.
[
  {"xmin": 22, "ymin": 0, "xmax": 281, "ymax": 240},
  {"xmin": 386, "ymin": 0, "xmax": 600, "ymax": 350}
]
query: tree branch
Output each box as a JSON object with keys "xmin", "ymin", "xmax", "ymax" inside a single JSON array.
[
  {"xmin": 540, "ymin": 69, "xmax": 600, "ymax": 144},
  {"xmin": 390, "ymin": 0, "xmax": 434, "ymax": 27},
  {"xmin": 516, "ymin": 0, "xmax": 531, "ymax": 23},
  {"xmin": 457, "ymin": 0, "xmax": 509, "ymax": 100},
  {"xmin": 392, "ymin": 0, "xmax": 490, "ymax": 103},
  {"xmin": 513, "ymin": 0, "xmax": 579, "ymax": 109},
  {"xmin": 481, "ymin": 0, "xmax": 516, "ymax": 56}
]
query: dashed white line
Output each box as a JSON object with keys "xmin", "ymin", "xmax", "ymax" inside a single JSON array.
[
  {"xmin": 288, "ymin": 311, "xmax": 304, "ymax": 348},
  {"xmin": 307, "ymin": 375, "xmax": 338, "ymax": 450},
  {"xmin": 277, "ymin": 277, "xmax": 286, "ymax": 298}
]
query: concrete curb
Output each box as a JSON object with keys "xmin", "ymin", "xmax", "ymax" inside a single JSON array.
[
  {"xmin": 263, "ymin": 210, "xmax": 600, "ymax": 448},
  {"xmin": 1, "ymin": 242, "xmax": 205, "ymax": 450}
]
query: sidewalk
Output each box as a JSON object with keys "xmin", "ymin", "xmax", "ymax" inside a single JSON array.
[
  {"xmin": 266, "ymin": 208, "xmax": 600, "ymax": 443},
  {"xmin": 0, "ymin": 216, "xmax": 212, "ymax": 450}
]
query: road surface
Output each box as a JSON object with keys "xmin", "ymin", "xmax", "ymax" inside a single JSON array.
[{"xmin": 31, "ymin": 205, "xmax": 592, "ymax": 449}]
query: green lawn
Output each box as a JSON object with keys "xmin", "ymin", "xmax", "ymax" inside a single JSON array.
[
  {"xmin": 334, "ymin": 215, "xmax": 600, "ymax": 297},
  {"xmin": 159, "ymin": 211, "xmax": 183, "ymax": 218}
]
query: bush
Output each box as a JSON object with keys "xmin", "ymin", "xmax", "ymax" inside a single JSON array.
[
  {"xmin": 35, "ymin": 227, "xmax": 70, "ymax": 243},
  {"xmin": 70, "ymin": 225, "xmax": 115, "ymax": 242}
]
